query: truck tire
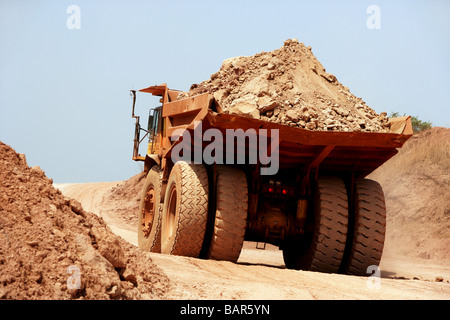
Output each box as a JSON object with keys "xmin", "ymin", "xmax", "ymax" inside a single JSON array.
[
  {"xmin": 138, "ymin": 166, "xmax": 162, "ymax": 253},
  {"xmin": 161, "ymin": 161, "xmax": 209, "ymax": 257},
  {"xmin": 283, "ymin": 176, "xmax": 348, "ymax": 273},
  {"xmin": 344, "ymin": 178, "xmax": 386, "ymax": 276},
  {"xmin": 207, "ymin": 166, "xmax": 248, "ymax": 262}
]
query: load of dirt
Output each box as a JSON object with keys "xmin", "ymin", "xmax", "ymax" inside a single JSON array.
[
  {"xmin": 369, "ymin": 127, "xmax": 450, "ymax": 263},
  {"xmin": 179, "ymin": 38, "xmax": 390, "ymax": 132},
  {"xmin": 0, "ymin": 141, "xmax": 169, "ymax": 299}
]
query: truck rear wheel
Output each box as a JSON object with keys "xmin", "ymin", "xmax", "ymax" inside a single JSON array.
[
  {"xmin": 161, "ymin": 161, "xmax": 209, "ymax": 257},
  {"xmin": 138, "ymin": 166, "xmax": 162, "ymax": 252},
  {"xmin": 207, "ymin": 166, "xmax": 248, "ymax": 262},
  {"xmin": 283, "ymin": 176, "xmax": 348, "ymax": 273},
  {"xmin": 343, "ymin": 178, "xmax": 386, "ymax": 275}
]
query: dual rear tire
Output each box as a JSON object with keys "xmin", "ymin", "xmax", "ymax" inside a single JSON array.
[
  {"xmin": 344, "ymin": 178, "xmax": 386, "ymax": 275},
  {"xmin": 282, "ymin": 176, "xmax": 386, "ymax": 275},
  {"xmin": 283, "ymin": 177, "xmax": 349, "ymax": 273}
]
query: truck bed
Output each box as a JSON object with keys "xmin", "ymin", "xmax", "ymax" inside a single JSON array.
[
  {"xmin": 145, "ymin": 86, "xmax": 413, "ymax": 177},
  {"xmin": 204, "ymin": 111, "xmax": 412, "ymax": 176}
]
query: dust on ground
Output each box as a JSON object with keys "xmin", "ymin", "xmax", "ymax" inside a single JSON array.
[{"xmin": 369, "ymin": 127, "xmax": 450, "ymax": 275}]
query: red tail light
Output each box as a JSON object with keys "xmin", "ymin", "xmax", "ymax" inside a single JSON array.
[{"xmin": 263, "ymin": 184, "xmax": 295, "ymax": 196}]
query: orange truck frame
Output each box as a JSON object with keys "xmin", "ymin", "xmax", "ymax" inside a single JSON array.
[{"xmin": 130, "ymin": 83, "xmax": 413, "ymax": 275}]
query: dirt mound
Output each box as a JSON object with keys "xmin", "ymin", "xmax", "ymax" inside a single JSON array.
[
  {"xmin": 179, "ymin": 39, "xmax": 390, "ymax": 132},
  {"xmin": 108, "ymin": 172, "xmax": 146, "ymax": 229},
  {"xmin": 0, "ymin": 141, "xmax": 169, "ymax": 299},
  {"xmin": 369, "ymin": 127, "xmax": 450, "ymax": 263}
]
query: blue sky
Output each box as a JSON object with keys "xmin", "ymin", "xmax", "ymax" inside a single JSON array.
[{"xmin": 1, "ymin": 0, "xmax": 449, "ymax": 183}]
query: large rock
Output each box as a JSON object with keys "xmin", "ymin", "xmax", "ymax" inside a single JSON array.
[{"xmin": 229, "ymin": 94, "xmax": 260, "ymax": 119}]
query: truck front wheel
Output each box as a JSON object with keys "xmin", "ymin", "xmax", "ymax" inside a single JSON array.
[{"xmin": 138, "ymin": 166, "xmax": 163, "ymax": 252}]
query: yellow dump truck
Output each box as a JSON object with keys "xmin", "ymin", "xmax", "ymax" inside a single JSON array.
[{"xmin": 130, "ymin": 83, "xmax": 412, "ymax": 275}]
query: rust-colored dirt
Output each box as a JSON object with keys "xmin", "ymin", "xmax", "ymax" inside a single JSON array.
[{"xmin": 0, "ymin": 142, "xmax": 169, "ymax": 299}]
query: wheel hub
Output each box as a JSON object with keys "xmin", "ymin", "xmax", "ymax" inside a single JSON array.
[{"xmin": 141, "ymin": 187, "xmax": 155, "ymax": 238}]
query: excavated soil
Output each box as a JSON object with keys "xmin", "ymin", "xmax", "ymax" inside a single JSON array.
[
  {"xmin": 179, "ymin": 39, "xmax": 390, "ymax": 133},
  {"xmin": 108, "ymin": 172, "xmax": 145, "ymax": 229},
  {"xmin": 369, "ymin": 127, "xmax": 450, "ymax": 264},
  {"xmin": 0, "ymin": 141, "xmax": 169, "ymax": 299}
]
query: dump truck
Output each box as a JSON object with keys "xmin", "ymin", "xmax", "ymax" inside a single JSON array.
[{"xmin": 129, "ymin": 83, "xmax": 413, "ymax": 275}]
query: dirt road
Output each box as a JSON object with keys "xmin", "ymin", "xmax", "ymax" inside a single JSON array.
[{"xmin": 54, "ymin": 181, "xmax": 450, "ymax": 300}]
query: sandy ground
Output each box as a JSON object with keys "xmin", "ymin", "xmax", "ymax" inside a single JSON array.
[{"xmin": 54, "ymin": 181, "xmax": 450, "ymax": 300}]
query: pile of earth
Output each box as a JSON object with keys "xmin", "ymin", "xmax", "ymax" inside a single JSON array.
[
  {"xmin": 369, "ymin": 127, "xmax": 450, "ymax": 263},
  {"xmin": 178, "ymin": 38, "xmax": 390, "ymax": 132},
  {"xmin": 108, "ymin": 171, "xmax": 145, "ymax": 229},
  {"xmin": 0, "ymin": 141, "xmax": 169, "ymax": 299}
]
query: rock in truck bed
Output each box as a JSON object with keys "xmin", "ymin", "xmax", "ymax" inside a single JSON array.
[{"xmin": 178, "ymin": 39, "xmax": 390, "ymax": 133}]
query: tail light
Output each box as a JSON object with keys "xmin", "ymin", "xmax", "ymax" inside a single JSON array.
[{"xmin": 262, "ymin": 183, "xmax": 295, "ymax": 196}]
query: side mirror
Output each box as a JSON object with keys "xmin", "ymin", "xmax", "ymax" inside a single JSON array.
[{"xmin": 130, "ymin": 90, "xmax": 137, "ymax": 118}]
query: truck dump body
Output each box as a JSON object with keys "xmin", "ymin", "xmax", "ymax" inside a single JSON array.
[
  {"xmin": 156, "ymin": 87, "xmax": 413, "ymax": 177},
  {"xmin": 204, "ymin": 111, "xmax": 411, "ymax": 176}
]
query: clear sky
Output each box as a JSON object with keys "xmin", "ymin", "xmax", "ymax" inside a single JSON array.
[{"xmin": 1, "ymin": 0, "xmax": 449, "ymax": 183}]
